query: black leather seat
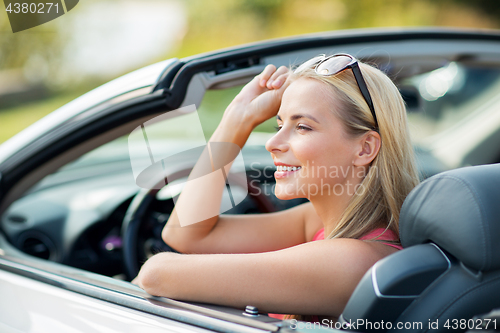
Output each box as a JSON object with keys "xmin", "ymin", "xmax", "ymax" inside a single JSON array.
[{"xmin": 339, "ymin": 164, "xmax": 500, "ymax": 332}]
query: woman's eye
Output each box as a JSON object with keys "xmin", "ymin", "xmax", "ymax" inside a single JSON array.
[
  {"xmin": 274, "ymin": 124, "xmax": 311, "ymax": 132},
  {"xmin": 297, "ymin": 124, "xmax": 312, "ymax": 131}
]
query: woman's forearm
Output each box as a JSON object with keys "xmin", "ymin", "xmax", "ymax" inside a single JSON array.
[{"xmin": 161, "ymin": 111, "xmax": 254, "ymax": 253}]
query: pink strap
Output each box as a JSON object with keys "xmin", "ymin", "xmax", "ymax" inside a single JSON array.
[
  {"xmin": 312, "ymin": 228, "xmax": 325, "ymax": 241},
  {"xmin": 311, "ymin": 227, "xmax": 402, "ymax": 250}
]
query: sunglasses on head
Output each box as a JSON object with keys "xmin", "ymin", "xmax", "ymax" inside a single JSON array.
[{"xmin": 294, "ymin": 53, "xmax": 379, "ymax": 131}]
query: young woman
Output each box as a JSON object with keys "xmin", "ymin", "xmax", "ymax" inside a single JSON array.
[{"xmin": 134, "ymin": 54, "xmax": 420, "ymax": 320}]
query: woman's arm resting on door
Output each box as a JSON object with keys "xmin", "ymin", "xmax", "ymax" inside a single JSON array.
[{"xmin": 136, "ymin": 238, "xmax": 392, "ymax": 317}]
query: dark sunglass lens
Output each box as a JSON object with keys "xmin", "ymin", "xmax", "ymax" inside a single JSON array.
[
  {"xmin": 316, "ymin": 55, "xmax": 352, "ymax": 75},
  {"xmin": 294, "ymin": 55, "xmax": 325, "ymax": 73}
]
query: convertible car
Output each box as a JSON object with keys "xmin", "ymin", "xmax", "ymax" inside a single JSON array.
[{"xmin": 0, "ymin": 28, "xmax": 500, "ymax": 332}]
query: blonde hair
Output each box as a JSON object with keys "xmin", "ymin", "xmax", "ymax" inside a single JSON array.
[{"xmin": 290, "ymin": 59, "xmax": 420, "ymax": 244}]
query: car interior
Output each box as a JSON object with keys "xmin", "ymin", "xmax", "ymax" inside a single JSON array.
[{"xmin": 1, "ymin": 31, "xmax": 500, "ymax": 331}]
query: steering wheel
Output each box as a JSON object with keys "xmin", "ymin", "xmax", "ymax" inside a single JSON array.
[{"xmin": 121, "ymin": 168, "xmax": 276, "ymax": 281}]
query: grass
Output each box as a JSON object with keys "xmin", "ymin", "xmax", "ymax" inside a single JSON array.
[{"xmin": 0, "ymin": 91, "xmax": 85, "ymax": 144}]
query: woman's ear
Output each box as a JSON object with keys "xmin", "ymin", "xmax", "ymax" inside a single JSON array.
[{"xmin": 353, "ymin": 131, "xmax": 381, "ymax": 167}]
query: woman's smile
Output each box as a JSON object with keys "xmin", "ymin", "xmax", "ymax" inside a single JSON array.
[{"xmin": 274, "ymin": 163, "xmax": 302, "ymax": 178}]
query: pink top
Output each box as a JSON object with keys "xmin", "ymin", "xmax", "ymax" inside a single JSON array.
[
  {"xmin": 268, "ymin": 227, "xmax": 402, "ymax": 321},
  {"xmin": 311, "ymin": 227, "xmax": 403, "ymax": 250}
]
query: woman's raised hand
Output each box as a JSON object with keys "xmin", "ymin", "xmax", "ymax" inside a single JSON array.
[
  {"xmin": 217, "ymin": 65, "xmax": 290, "ymax": 146},
  {"xmin": 236, "ymin": 64, "xmax": 290, "ymax": 126}
]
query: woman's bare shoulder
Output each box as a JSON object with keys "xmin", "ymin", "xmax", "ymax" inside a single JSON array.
[{"xmin": 295, "ymin": 201, "xmax": 323, "ymax": 242}]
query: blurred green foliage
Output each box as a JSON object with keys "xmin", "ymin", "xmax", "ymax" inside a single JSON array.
[
  {"xmin": 2, "ymin": 0, "xmax": 499, "ymax": 75},
  {"xmin": 0, "ymin": 90, "xmax": 83, "ymax": 142},
  {"xmin": 174, "ymin": 0, "xmax": 500, "ymax": 58},
  {"xmin": 0, "ymin": 0, "xmax": 499, "ymax": 143},
  {"xmin": 0, "ymin": 7, "xmax": 66, "ymax": 79}
]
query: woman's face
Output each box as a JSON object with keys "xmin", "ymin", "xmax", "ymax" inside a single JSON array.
[{"xmin": 265, "ymin": 78, "xmax": 362, "ymax": 200}]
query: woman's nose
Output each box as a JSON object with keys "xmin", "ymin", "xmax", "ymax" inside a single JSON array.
[{"xmin": 265, "ymin": 130, "xmax": 289, "ymax": 153}]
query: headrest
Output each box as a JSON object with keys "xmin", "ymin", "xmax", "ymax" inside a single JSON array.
[{"xmin": 400, "ymin": 164, "xmax": 500, "ymax": 272}]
